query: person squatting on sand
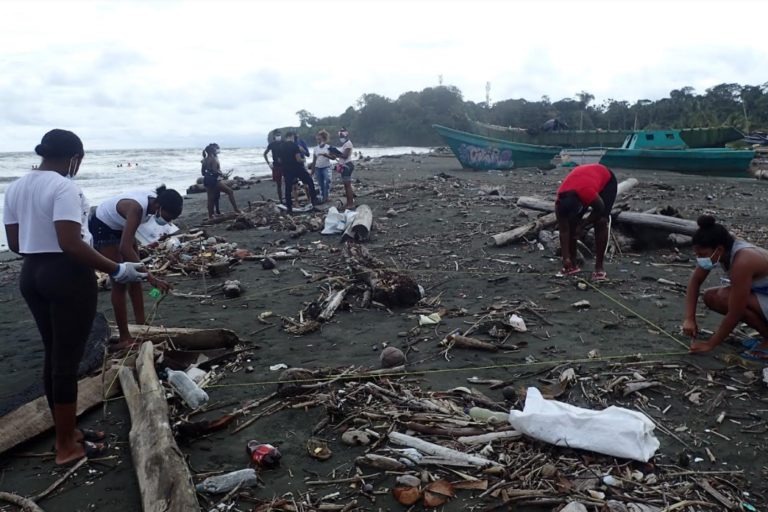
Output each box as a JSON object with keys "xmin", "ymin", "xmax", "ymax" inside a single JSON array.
[
  {"xmin": 2, "ymin": 129, "xmax": 160, "ymax": 465},
  {"xmin": 89, "ymin": 186, "xmax": 181, "ymax": 349},
  {"xmin": 309, "ymin": 129, "xmax": 332, "ymax": 203},
  {"xmin": 555, "ymin": 163, "xmax": 617, "ymax": 282},
  {"xmin": 276, "ymin": 131, "xmax": 319, "ymax": 213},
  {"xmin": 325, "ymin": 128, "xmax": 355, "ymax": 209},
  {"xmin": 683, "ymin": 215, "xmax": 768, "ymax": 360},
  {"xmin": 202, "ymin": 143, "xmax": 241, "ymax": 219},
  {"xmin": 263, "ymin": 130, "xmax": 285, "ymax": 204}
]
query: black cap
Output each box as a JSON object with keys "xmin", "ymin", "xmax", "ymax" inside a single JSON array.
[{"xmin": 35, "ymin": 129, "xmax": 84, "ymax": 159}]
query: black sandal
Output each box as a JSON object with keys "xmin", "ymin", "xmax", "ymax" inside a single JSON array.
[{"xmin": 78, "ymin": 428, "xmax": 106, "ymax": 443}]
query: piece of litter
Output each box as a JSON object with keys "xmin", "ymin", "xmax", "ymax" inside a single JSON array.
[
  {"xmin": 508, "ymin": 314, "xmax": 527, "ymax": 332},
  {"xmin": 572, "ymin": 300, "xmax": 591, "ymax": 309},
  {"xmin": 270, "ymin": 363, "xmax": 288, "ymax": 371},
  {"xmin": 419, "ymin": 313, "xmax": 441, "ymax": 326}
]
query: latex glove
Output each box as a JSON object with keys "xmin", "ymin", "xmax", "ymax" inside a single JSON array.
[{"xmin": 112, "ymin": 262, "xmax": 147, "ymax": 283}]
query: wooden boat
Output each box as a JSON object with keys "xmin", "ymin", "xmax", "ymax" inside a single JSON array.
[
  {"xmin": 598, "ymin": 130, "xmax": 755, "ymax": 176},
  {"xmin": 432, "ymin": 125, "xmax": 561, "ymax": 170},
  {"xmin": 473, "ymin": 121, "xmax": 743, "ymax": 149}
]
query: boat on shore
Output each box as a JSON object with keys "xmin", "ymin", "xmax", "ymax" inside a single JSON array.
[
  {"xmin": 473, "ymin": 121, "xmax": 744, "ymax": 149},
  {"xmin": 432, "ymin": 125, "xmax": 561, "ymax": 170},
  {"xmin": 597, "ymin": 130, "xmax": 755, "ymax": 177}
]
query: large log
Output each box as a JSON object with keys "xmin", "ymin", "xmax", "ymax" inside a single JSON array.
[
  {"xmin": 119, "ymin": 342, "xmax": 199, "ymax": 511},
  {"xmin": 388, "ymin": 432, "xmax": 502, "ymax": 468},
  {"xmin": 121, "ymin": 324, "xmax": 239, "ymax": 350},
  {"xmin": 0, "ymin": 368, "xmax": 120, "ymax": 456},
  {"xmin": 613, "ymin": 211, "xmax": 698, "ymax": 235},
  {"xmin": 490, "ymin": 178, "xmax": 638, "ymax": 246},
  {"xmin": 342, "ymin": 204, "xmax": 373, "ymax": 242}
]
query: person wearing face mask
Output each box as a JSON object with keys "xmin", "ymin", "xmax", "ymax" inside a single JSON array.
[
  {"xmin": 263, "ymin": 130, "xmax": 285, "ymax": 204},
  {"xmin": 276, "ymin": 131, "xmax": 319, "ymax": 213},
  {"xmin": 683, "ymin": 215, "xmax": 768, "ymax": 360},
  {"xmin": 310, "ymin": 130, "xmax": 332, "ymax": 203},
  {"xmin": 89, "ymin": 185, "xmax": 181, "ymax": 349},
  {"xmin": 3, "ymin": 129, "xmax": 156, "ymax": 465},
  {"xmin": 325, "ymin": 128, "xmax": 355, "ymax": 209},
  {"xmin": 202, "ymin": 143, "xmax": 240, "ymax": 219}
]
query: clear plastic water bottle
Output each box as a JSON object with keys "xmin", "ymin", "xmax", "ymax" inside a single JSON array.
[
  {"xmin": 165, "ymin": 369, "xmax": 209, "ymax": 409},
  {"xmin": 195, "ymin": 468, "xmax": 258, "ymax": 494},
  {"xmin": 246, "ymin": 440, "xmax": 281, "ymax": 468}
]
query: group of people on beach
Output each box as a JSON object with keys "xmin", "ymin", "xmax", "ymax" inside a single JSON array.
[
  {"xmin": 555, "ymin": 162, "xmax": 768, "ymax": 361},
  {"xmin": 3, "ymin": 129, "xmax": 183, "ymax": 464},
  {"xmin": 262, "ymin": 128, "xmax": 356, "ymax": 213},
  {"xmin": 2, "ymin": 130, "xmax": 768, "ymax": 468}
]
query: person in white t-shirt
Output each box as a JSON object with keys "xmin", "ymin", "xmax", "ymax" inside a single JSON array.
[
  {"xmin": 90, "ymin": 186, "xmax": 182, "ymax": 349},
  {"xmin": 309, "ymin": 129, "xmax": 332, "ymax": 203},
  {"xmin": 2, "ymin": 129, "xmax": 159, "ymax": 465},
  {"xmin": 326, "ymin": 128, "xmax": 355, "ymax": 209}
]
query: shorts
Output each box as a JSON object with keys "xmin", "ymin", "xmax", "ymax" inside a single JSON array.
[
  {"xmin": 203, "ymin": 173, "xmax": 219, "ymax": 189},
  {"xmin": 272, "ymin": 165, "xmax": 283, "ymax": 182},
  {"xmin": 339, "ymin": 162, "xmax": 355, "ymax": 183},
  {"xmin": 598, "ymin": 170, "xmax": 618, "ymax": 215},
  {"xmin": 88, "ymin": 215, "xmax": 123, "ymax": 249}
]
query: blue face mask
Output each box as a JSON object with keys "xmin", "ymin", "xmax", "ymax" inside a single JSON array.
[
  {"xmin": 155, "ymin": 210, "xmax": 169, "ymax": 226},
  {"xmin": 696, "ymin": 249, "xmax": 720, "ymax": 271}
]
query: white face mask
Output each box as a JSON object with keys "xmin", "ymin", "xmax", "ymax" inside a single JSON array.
[
  {"xmin": 339, "ymin": 137, "xmax": 347, "ymax": 144},
  {"xmin": 696, "ymin": 248, "xmax": 720, "ymax": 271},
  {"xmin": 274, "ymin": 136, "xmax": 282, "ymax": 142},
  {"xmin": 67, "ymin": 156, "xmax": 79, "ymax": 179},
  {"xmin": 155, "ymin": 212, "xmax": 169, "ymax": 226}
]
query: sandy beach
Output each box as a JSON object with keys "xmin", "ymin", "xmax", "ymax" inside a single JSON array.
[{"xmin": 1, "ymin": 154, "xmax": 767, "ymax": 511}]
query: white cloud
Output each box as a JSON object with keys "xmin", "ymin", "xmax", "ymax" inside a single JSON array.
[{"xmin": 1, "ymin": 0, "xmax": 767, "ymax": 151}]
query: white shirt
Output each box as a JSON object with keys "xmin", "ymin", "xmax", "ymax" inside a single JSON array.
[
  {"xmin": 313, "ymin": 144, "xmax": 332, "ymax": 168},
  {"xmin": 95, "ymin": 189, "xmax": 155, "ymax": 231},
  {"xmin": 339, "ymin": 140, "xmax": 354, "ymax": 165},
  {"xmin": 3, "ymin": 171, "xmax": 84, "ymax": 254}
]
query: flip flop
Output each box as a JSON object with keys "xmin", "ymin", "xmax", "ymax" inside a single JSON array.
[
  {"xmin": 557, "ymin": 267, "xmax": 582, "ymax": 277},
  {"xmin": 591, "ymin": 271, "xmax": 608, "ymax": 282},
  {"xmin": 57, "ymin": 441, "xmax": 108, "ymax": 466},
  {"xmin": 740, "ymin": 347, "xmax": 768, "ymax": 362},
  {"xmin": 78, "ymin": 428, "xmax": 106, "ymax": 443}
]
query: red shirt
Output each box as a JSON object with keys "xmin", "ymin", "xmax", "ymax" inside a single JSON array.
[{"xmin": 557, "ymin": 164, "xmax": 612, "ymax": 206}]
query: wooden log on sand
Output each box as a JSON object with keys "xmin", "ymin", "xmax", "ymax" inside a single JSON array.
[
  {"xmin": 118, "ymin": 341, "xmax": 199, "ymax": 511},
  {"xmin": 490, "ymin": 178, "xmax": 638, "ymax": 246},
  {"xmin": 388, "ymin": 432, "xmax": 502, "ymax": 468},
  {"xmin": 121, "ymin": 324, "xmax": 239, "ymax": 350},
  {"xmin": 342, "ymin": 204, "xmax": 373, "ymax": 242},
  {"xmin": 613, "ymin": 211, "xmax": 698, "ymax": 235},
  {"xmin": 0, "ymin": 369, "xmax": 120, "ymax": 456}
]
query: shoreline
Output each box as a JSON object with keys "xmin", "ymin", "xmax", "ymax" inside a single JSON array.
[{"xmin": 1, "ymin": 154, "xmax": 767, "ymax": 510}]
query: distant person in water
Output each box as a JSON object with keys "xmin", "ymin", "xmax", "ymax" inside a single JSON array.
[
  {"xmin": 90, "ymin": 186, "xmax": 181, "ymax": 349},
  {"xmin": 554, "ymin": 163, "xmax": 617, "ymax": 281},
  {"xmin": 202, "ymin": 143, "xmax": 240, "ymax": 219},
  {"xmin": 325, "ymin": 128, "xmax": 355, "ymax": 209},
  {"xmin": 3, "ymin": 129, "xmax": 152, "ymax": 464},
  {"xmin": 310, "ymin": 130, "xmax": 332, "ymax": 203},
  {"xmin": 276, "ymin": 131, "xmax": 319, "ymax": 213},
  {"xmin": 683, "ymin": 215, "xmax": 768, "ymax": 360},
  {"xmin": 263, "ymin": 130, "xmax": 286, "ymax": 203}
]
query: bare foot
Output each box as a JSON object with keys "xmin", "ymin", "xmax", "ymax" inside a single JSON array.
[{"xmin": 56, "ymin": 441, "xmax": 106, "ymax": 465}]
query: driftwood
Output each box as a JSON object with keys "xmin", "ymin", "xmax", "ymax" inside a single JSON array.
[
  {"xmin": 122, "ymin": 324, "xmax": 239, "ymax": 350},
  {"xmin": 0, "ymin": 492, "xmax": 45, "ymax": 512},
  {"xmin": 0, "ymin": 368, "xmax": 119, "ymax": 456},
  {"xmin": 388, "ymin": 432, "xmax": 502, "ymax": 468},
  {"xmin": 201, "ymin": 212, "xmax": 241, "ymax": 225},
  {"xmin": 342, "ymin": 204, "xmax": 373, "ymax": 242},
  {"xmin": 355, "ymin": 454, "xmax": 407, "ymax": 471},
  {"xmin": 118, "ymin": 341, "xmax": 199, "ymax": 511},
  {"xmin": 457, "ymin": 430, "xmax": 522, "ymax": 445},
  {"xmin": 319, "ymin": 287, "xmax": 351, "ymax": 321},
  {"xmin": 491, "ymin": 178, "xmax": 638, "ymax": 246},
  {"xmin": 445, "ymin": 334, "xmax": 498, "ymax": 352},
  {"xmin": 613, "ymin": 211, "xmax": 698, "ymax": 235}
]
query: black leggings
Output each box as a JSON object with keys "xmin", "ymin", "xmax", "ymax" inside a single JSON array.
[
  {"xmin": 20, "ymin": 253, "xmax": 97, "ymax": 408},
  {"xmin": 284, "ymin": 167, "xmax": 318, "ymax": 212}
]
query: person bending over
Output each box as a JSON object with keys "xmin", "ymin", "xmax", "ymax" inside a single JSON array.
[
  {"xmin": 554, "ymin": 163, "xmax": 617, "ymax": 281},
  {"xmin": 90, "ymin": 186, "xmax": 181, "ymax": 349},
  {"xmin": 683, "ymin": 215, "xmax": 768, "ymax": 360}
]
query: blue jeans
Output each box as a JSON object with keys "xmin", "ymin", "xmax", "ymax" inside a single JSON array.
[{"xmin": 315, "ymin": 166, "xmax": 330, "ymax": 201}]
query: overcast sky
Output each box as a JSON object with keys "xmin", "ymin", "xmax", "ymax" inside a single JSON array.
[{"xmin": 2, "ymin": 0, "xmax": 766, "ymax": 151}]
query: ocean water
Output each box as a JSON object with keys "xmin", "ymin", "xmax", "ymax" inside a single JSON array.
[{"xmin": 0, "ymin": 145, "xmax": 429, "ymax": 250}]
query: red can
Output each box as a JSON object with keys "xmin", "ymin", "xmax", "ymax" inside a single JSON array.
[{"xmin": 246, "ymin": 441, "xmax": 281, "ymax": 469}]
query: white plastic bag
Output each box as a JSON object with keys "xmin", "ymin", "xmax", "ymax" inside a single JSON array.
[
  {"xmin": 508, "ymin": 387, "xmax": 660, "ymax": 462},
  {"xmin": 321, "ymin": 207, "xmax": 358, "ymax": 235}
]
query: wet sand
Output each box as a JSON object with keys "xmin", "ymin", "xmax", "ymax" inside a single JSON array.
[{"xmin": 1, "ymin": 154, "xmax": 767, "ymax": 510}]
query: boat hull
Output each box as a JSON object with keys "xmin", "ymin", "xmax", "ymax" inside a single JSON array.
[
  {"xmin": 433, "ymin": 124, "xmax": 561, "ymax": 170},
  {"xmin": 599, "ymin": 148, "xmax": 755, "ymax": 177}
]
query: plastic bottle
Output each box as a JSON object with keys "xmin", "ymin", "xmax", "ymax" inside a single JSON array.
[
  {"xmin": 195, "ymin": 468, "xmax": 258, "ymax": 494},
  {"xmin": 468, "ymin": 407, "xmax": 509, "ymax": 425},
  {"xmin": 165, "ymin": 369, "xmax": 209, "ymax": 409},
  {"xmin": 246, "ymin": 440, "xmax": 281, "ymax": 468}
]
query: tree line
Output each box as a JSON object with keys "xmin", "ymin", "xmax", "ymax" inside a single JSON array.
[{"xmin": 285, "ymin": 82, "xmax": 768, "ymax": 147}]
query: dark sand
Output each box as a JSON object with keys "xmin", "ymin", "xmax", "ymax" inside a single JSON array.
[{"xmin": 1, "ymin": 154, "xmax": 767, "ymax": 511}]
